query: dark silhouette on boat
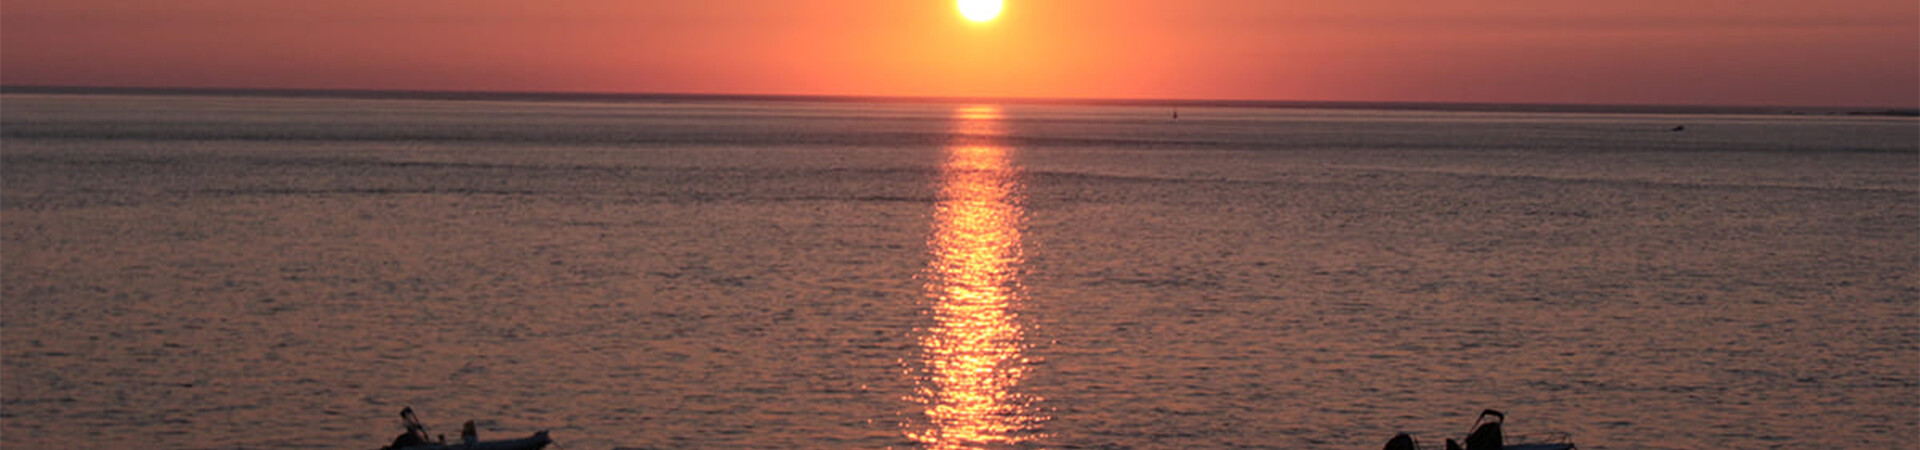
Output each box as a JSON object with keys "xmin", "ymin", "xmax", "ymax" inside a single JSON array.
[
  {"xmin": 1382, "ymin": 409, "xmax": 1575, "ymax": 450},
  {"xmin": 379, "ymin": 407, "xmax": 552, "ymax": 450}
]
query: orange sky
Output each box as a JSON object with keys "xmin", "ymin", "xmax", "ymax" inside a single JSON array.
[{"xmin": 4, "ymin": 0, "xmax": 1916, "ymax": 107}]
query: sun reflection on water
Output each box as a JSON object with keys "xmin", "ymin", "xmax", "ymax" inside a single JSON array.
[{"xmin": 909, "ymin": 105, "xmax": 1046, "ymax": 448}]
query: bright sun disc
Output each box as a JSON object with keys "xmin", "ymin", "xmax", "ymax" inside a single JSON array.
[{"xmin": 958, "ymin": 0, "xmax": 1002, "ymax": 22}]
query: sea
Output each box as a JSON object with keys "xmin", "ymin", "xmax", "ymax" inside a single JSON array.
[{"xmin": 2, "ymin": 90, "xmax": 1915, "ymax": 449}]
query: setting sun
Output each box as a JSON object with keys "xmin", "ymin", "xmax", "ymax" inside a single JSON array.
[{"xmin": 957, "ymin": 0, "xmax": 1003, "ymax": 22}]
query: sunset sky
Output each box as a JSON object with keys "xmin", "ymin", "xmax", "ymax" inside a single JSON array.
[{"xmin": 4, "ymin": 0, "xmax": 1916, "ymax": 107}]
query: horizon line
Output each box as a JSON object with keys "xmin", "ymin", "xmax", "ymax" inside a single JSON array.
[{"xmin": 4, "ymin": 85, "xmax": 1914, "ymax": 117}]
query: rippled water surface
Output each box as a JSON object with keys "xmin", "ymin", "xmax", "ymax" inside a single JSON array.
[{"xmin": 3, "ymin": 93, "xmax": 1916, "ymax": 449}]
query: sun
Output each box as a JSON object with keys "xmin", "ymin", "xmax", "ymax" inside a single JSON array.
[{"xmin": 957, "ymin": 0, "xmax": 1003, "ymax": 23}]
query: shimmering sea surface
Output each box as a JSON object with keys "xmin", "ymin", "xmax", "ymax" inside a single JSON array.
[{"xmin": 2, "ymin": 93, "xmax": 1915, "ymax": 449}]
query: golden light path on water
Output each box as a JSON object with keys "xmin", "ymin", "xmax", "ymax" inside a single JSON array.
[{"xmin": 910, "ymin": 105, "xmax": 1046, "ymax": 448}]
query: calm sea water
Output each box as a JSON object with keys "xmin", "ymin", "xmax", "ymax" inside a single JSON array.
[{"xmin": 2, "ymin": 93, "xmax": 1915, "ymax": 449}]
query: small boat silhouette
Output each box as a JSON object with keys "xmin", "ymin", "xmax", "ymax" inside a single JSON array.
[
  {"xmin": 379, "ymin": 407, "xmax": 553, "ymax": 450},
  {"xmin": 1382, "ymin": 409, "xmax": 1577, "ymax": 450}
]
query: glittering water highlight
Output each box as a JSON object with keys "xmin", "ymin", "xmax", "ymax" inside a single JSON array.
[{"xmin": 910, "ymin": 105, "xmax": 1047, "ymax": 448}]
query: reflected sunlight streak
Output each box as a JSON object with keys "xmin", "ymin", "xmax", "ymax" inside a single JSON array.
[{"xmin": 910, "ymin": 105, "xmax": 1045, "ymax": 448}]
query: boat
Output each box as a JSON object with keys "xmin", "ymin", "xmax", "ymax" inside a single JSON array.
[
  {"xmin": 382, "ymin": 432, "xmax": 552, "ymax": 450},
  {"xmin": 1383, "ymin": 409, "xmax": 1575, "ymax": 450},
  {"xmin": 378, "ymin": 407, "xmax": 554, "ymax": 450}
]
